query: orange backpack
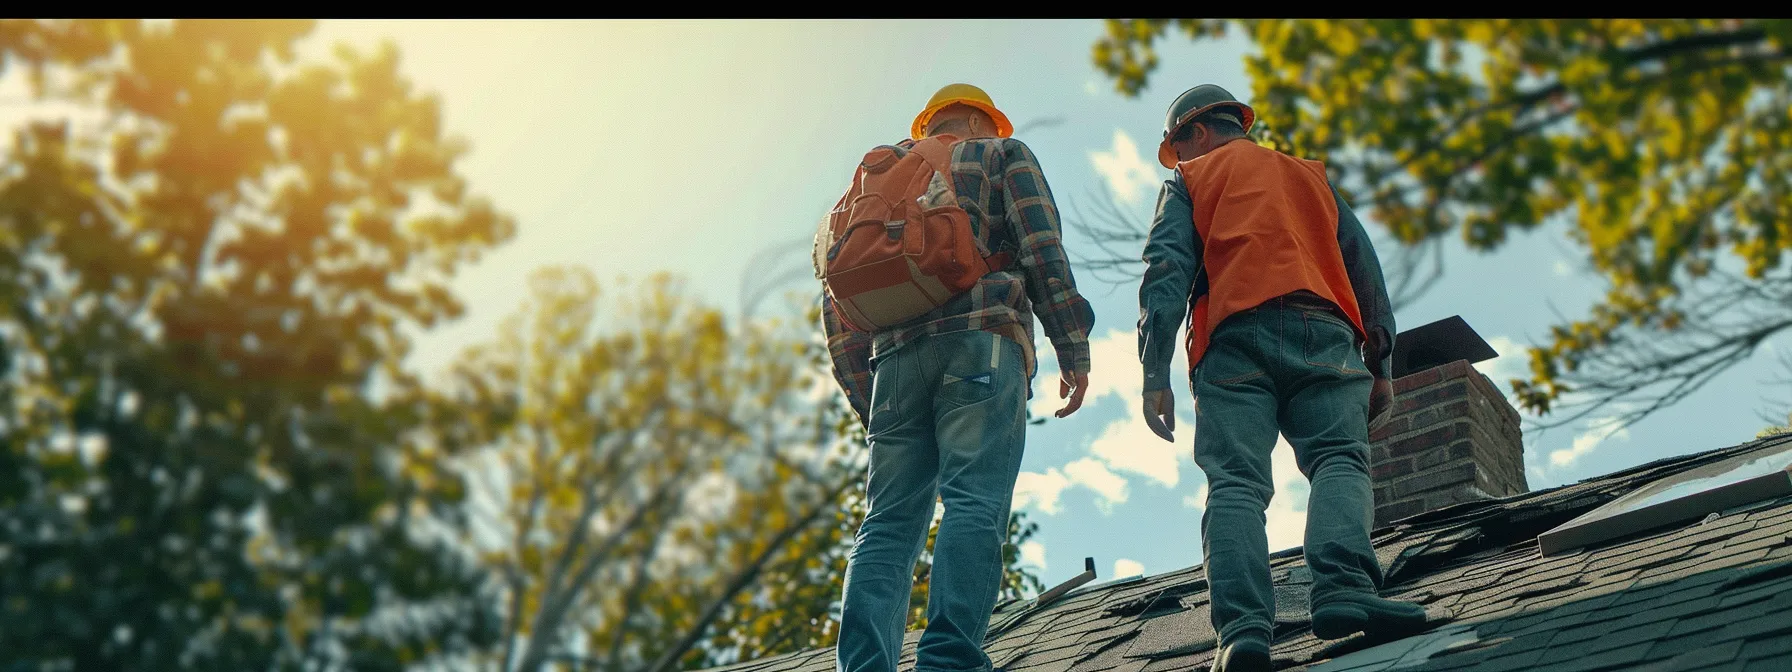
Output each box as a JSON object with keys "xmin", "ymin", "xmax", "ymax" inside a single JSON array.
[{"xmin": 813, "ymin": 134, "xmax": 1012, "ymax": 332}]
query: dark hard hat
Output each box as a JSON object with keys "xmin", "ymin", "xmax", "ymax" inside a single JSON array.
[{"xmin": 1157, "ymin": 84, "xmax": 1256, "ymax": 168}]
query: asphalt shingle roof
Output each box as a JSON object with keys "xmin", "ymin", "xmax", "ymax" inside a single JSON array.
[{"xmin": 706, "ymin": 435, "xmax": 1792, "ymax": 672}]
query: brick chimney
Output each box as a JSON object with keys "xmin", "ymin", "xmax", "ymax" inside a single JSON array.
[{"xmin": 1369, "ymin": 317, "xmax": 1529, "ymax": 527}]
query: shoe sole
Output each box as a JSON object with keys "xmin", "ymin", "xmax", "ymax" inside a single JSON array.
[
  {"xmin": 1311, "ymin": 604, "xmax": 1370, "ymax": 640},
  {"xmin": 1219, "ymin": 648, "xmax": 1271, "ymax": 672}
]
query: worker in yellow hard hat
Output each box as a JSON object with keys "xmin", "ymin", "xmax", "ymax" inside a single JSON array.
[
  {"xmin": 826, "ymin": 82, "xmax": 1094, "ymax": 672},
  {"xmin": 910, "ymin": 82, "xmax": 1015, "ymax": 140}
]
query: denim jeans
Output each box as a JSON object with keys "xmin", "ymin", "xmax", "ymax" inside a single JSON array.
[
  {"xmin": 1191, "ymin": 294, "xmax": 1385, "ymax": 645},
  {"xmin": 836, "ymin": 330, "xmax": 1027, "ymax": 672}
]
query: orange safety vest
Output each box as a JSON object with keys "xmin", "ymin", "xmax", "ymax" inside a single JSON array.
[{"xmin": 1177, "ymin": 140, "xmax": 1366, "ymax": 367}]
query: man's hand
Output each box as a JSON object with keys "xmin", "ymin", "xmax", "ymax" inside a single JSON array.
[
  {"xmin": 1142, "ymin": 389, "xmax": 1175, "ymax": 442},
  {"xmin": 1363, "ymin": 327, "xmax": 1394, "ymax": 429},
  {"xmin": 1369, "ymin": 376, "xmax": 1394, "ymax": 429},
  {"xmin": 1056, "ymin": 370, "xmax": 1089, "ymax": 418}
]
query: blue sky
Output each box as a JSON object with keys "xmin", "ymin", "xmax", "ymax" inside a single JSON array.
[{"xmin": 288, "ymin": 20, "xmax": 1792, "ymax": 590}]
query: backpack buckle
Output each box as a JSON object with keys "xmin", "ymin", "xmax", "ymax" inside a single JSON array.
[{"xmin": 884, "ymin": 219, "xmax": 905, "ymax": 240}]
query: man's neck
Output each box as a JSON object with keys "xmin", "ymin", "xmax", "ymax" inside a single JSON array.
[
  {"xmin": 1210, "ymin": 135, "xmax": 1246, "ymax": 151},
  {"xmin": 926, "ymin": 122, "xmax": 993, "ymax": 140}
]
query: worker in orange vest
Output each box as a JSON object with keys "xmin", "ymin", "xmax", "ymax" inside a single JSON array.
[{"xmin": 1135, "ymin": 84, "xmax": 1442, "ymax": 672}]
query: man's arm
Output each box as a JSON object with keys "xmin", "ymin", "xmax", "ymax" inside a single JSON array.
[
  {"xmin": 820, "ymin": 293, "xmax": 874, "ymax": 428},
  {"xmin": 1332, "ymin": 184, "xmax": 1396, "ymax": 379},
  {"xmin": 1000, "ymin": 139, "xmax": 1095, "ymax": 377},
  {"xmin": 1139, "ymin": 172, "xmax": 1200, "ymax": 392}
]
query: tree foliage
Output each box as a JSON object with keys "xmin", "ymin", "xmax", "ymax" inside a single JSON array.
[
  {"xmin": 1091, "ymin": 19, "xmax": 1792, "ymax": 429},
  {"xmin": 430, "ymin": 268, "xmax": 1049, "ymax": 671},
  {"xmin": 424, "ymin": 267, "xmax": 859, "ymax": 671},
  {"xmin": 0, "ymin": 19, "xmax": 1054, "ymax": 670},
  {"xmin": 0, "ymin": 19, "xmax": 513, "ymax": 669}
]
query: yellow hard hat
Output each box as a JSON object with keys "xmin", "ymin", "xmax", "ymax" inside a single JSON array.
[{"xmin": 911, "ymin": 83, "xmax": 1015, "ymax": 140}]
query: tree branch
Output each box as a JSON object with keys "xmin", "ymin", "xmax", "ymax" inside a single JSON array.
[
  {"xmin": 499, "ymin": 422, "xmax": 555, "ymax": 672},
  {"xmin": 514, "ymin": 464, "xmax": 689, "ymax": 672},
  {"xmin": 753, "ymin": 616, "xmax": 815, "ymax": 664},
  {"xmin": 641, "ymin": 470, "xmax": 858, "ymax": 672},
  {"xmin": 1529, "ymin": 293, "xmax": 1792, "ymax": 432},
  {"xmin": 601, "ymin": 509, "xmax": 674, "ymax": 670},
  {"xmin": 1413, "ymin": 25, "xmax": 1775, "ymax": 157}
]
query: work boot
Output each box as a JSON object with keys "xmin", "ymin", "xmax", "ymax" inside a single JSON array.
[
  {"xmin": 1310, "ymin": 593, "xmax": 1437, "ymax": 641},
  {"xmin": 1210, "ymin": 634, "xmax": 1271, "ymax": 672}
]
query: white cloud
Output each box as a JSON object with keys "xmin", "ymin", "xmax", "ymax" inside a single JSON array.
[
  {"xmin": 1013, "ymin": 469, "xmax": 1072, "ymax": 515},
  {"xmin": 1551, "ymin": 434, "xmax": 1600, "ymax": 468},
  {"xmin": 1265, "ymin": 434, "xmax": 1311, "ymax": 553},
  {"xmin": 1474, "ymin": 335, "xmax": 1531, "ymax": 411},
  {"xmin": 1031, "ymin": 328, "xmax": 1196, "ymax": 491},
  {"xmin": 1064, "ymin": 458, "xmax": 1130, "ymax": 513},
  {"xmin": 1030, "ymin": 380, "xmax": 1068, "ymax": 421},
  {"xmin": 1113, "ymin": 558, "xmax": 1145, "ymax": 579},
  {"xmin": 1183, "ymin": 480, "xmax": 1209, "ymax": 509},
  {"xmin": 1088, "ymin": 402, "xmax": 1192, "ymax": 488},
  {"xmin": 1029, "ymin": 338, "xmax": 1064, "ymax": 420},
  {"xmin": 1549, "ymin": 416, "xmax": 1629, "ymax": 469},
  {"xmin": 1031, "ymin": 327, "xmax": 1191, "ymax": 421},
  {"xmin": 1020, "ymin": 541, "xmax": 1048, "ymax": 573},
  {"xmin": 1025, "ymin": 327, "xmax": 1201, "ymax": 516},
  {"xmin": 1473, "ymin": 336, "xmax": 1526, "ymax": 382},
  {"xmin": 1088, "ymin": 129, "xmax": 1161, "ymax": 205},
  {"xmin": 1085, "ymin": 328, "xmax": 1150, "ymax": 401},
  {"xmin": 1016, "ymin": 459, "xmax": 1135, "ymax": 517}
]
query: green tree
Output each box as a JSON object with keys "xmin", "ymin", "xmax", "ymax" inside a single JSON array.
[
  {"xmin": 429, "ymin": 267, "xmax": 1048, "ymax": 671},
  {"xmin": 0, "ymin": 19, "xmax": 512, "ymax": 669},
  {"xmin": 424, "ymin": 266, "xmax": 861, "ymax": 671},
  {"xmin": 1087, "ymin": 19, "xmax": 1792, "ymax": 430}
]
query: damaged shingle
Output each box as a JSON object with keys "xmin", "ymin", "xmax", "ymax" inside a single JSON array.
[
  {"xmin": 706, "ymin": 435, "xmax": 1792, "ymax": 672},
  {"xmin": 1101, "ymin": 578, "xmax": 1209, "ymax": 619}
]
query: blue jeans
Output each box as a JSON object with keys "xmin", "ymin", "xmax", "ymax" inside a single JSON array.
[
  {"xmin": 1192, "ymin": 295, "xmax": 1385, "ymax": 645},
  {"xmin": 837, "ymin": 330, "xmax": 1027, "ymax": 672}
]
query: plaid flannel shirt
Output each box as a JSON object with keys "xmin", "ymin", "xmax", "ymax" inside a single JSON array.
[{"xmin": 820, "ymin": 137, "xmax": 1096, "ymax": 427}]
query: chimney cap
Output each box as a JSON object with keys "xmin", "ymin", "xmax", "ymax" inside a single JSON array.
[{"xmin": 1391, "ymin": 315, "xmax": 1499, "ymax": 379}]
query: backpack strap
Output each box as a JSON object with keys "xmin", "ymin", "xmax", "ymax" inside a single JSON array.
[
  {"xmin": 906, "ymin": 135, "xmax": 957, "ymax": 175},
  {"xmin": 908, "ymin": 135, "xmax": 1015, "ymax": 273}
]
